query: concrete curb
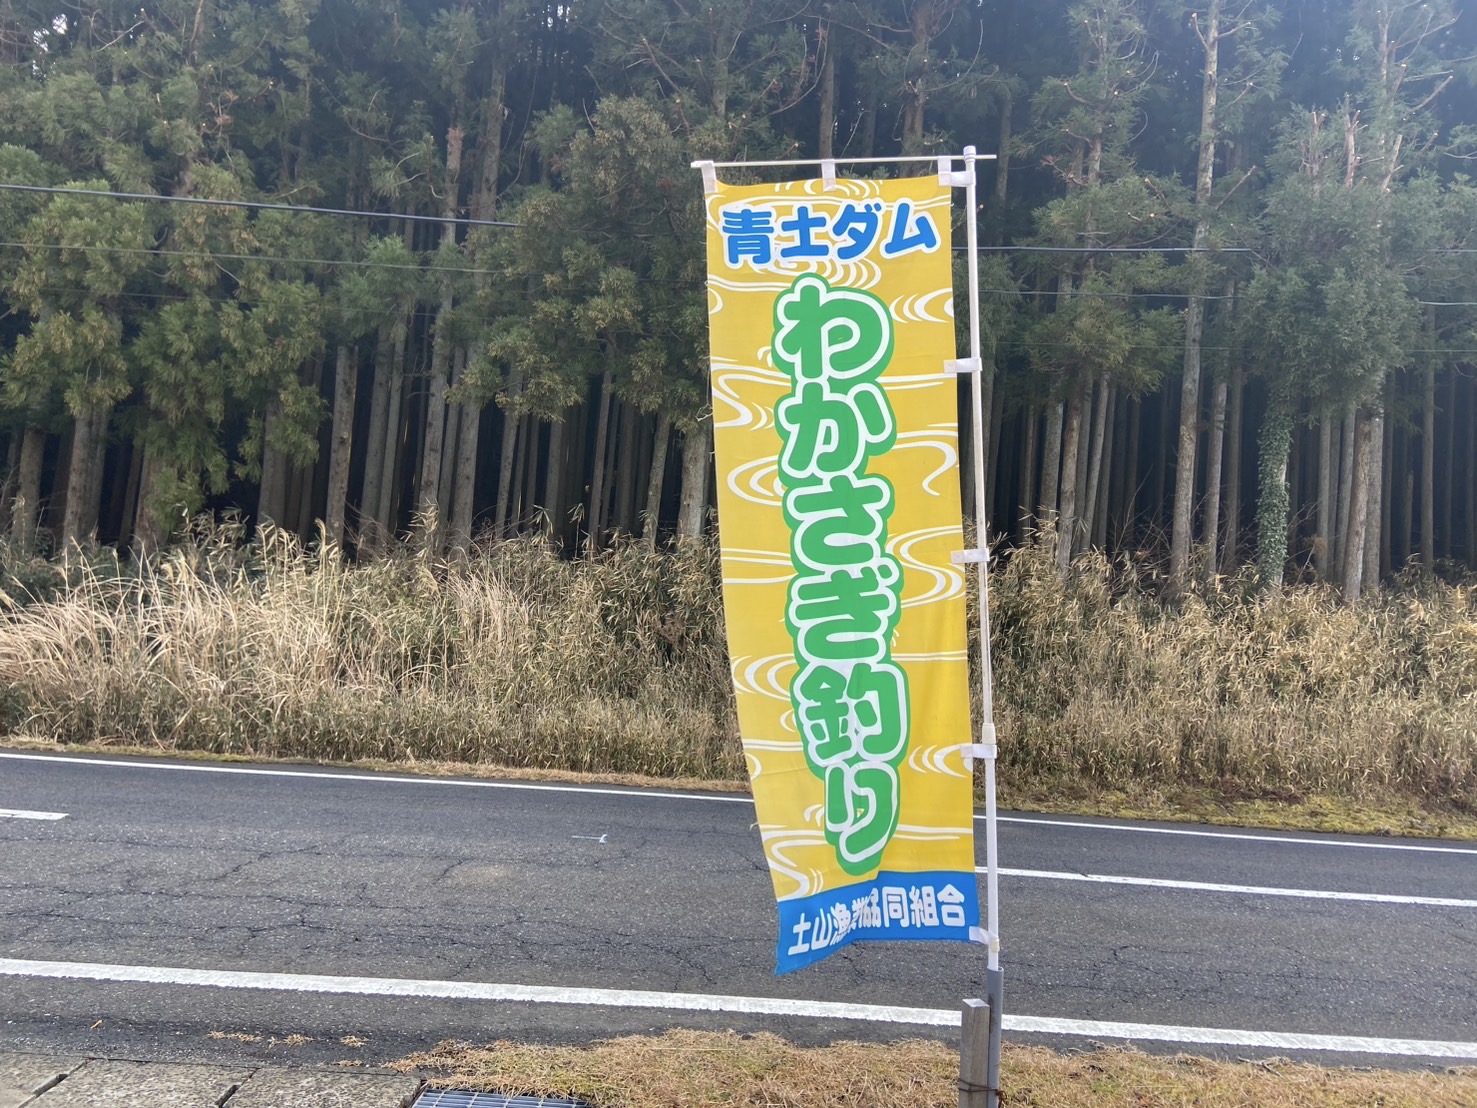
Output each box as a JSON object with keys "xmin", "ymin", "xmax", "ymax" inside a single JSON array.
[{"xmin": 1, "ymin": 1052, "xmax": 424, "ymax": 1107}]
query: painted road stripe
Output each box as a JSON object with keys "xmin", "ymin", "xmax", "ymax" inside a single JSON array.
[
  {"xmin": 998, "ymin": 1015, "xmax": 1477, "ymax": 1057},
  {"xmin": 0, "ymin": 809, "xmax": 66, "ymax": 820},
  {"xmin": 992, "ymin": 814, "xmax": 1477, "ymax": 856},
  {"xmin": 1, "ymin": 957, "xmax": 1474, "ymax": 1060},
  {"xmin": 992, "ymin": 867, "xmax": 1477, "ymax": 908},
  {"xmin": 6, "ymin": 750, "xmax": 1476, "ymax": 858},
  {"xmin": 0, "ymin": 751, "xmax": 750, "ymax": 805}
]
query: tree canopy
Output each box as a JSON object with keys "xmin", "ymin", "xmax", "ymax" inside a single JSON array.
[{"xmin": 1, "ymin": 0, "xmax": 1475, "ymax": 595}]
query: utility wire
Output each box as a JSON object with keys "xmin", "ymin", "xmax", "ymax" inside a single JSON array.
[
  {"xmin": 993, "ymin": 339, "xmax": 1477, "ymax": 355},
  {"xmin": 0, "ymin": 239, "xmax": 500, "ymax": 276},
  {"xmin": 2, "ymin": 239, "xmax": 1472, "ymax": 304},
  {"xmin": 968, "ymin": 245, "xmax": 1254, "ymax": 254},
  {"xmin": 980, "ymin": 287, "xmax": 1239, "ymax": 300},
  {"xmin": 974, "ymin": 286, "xmax": 1471, "ymax": 308},
  {"xmin": 0, "ymin": 182, "xmax": 518, "ymax": 228},
  {"xmin": 958, "ymin": 244, "xmax": 1477, "ymax": 255},
  {"xmin": 4, "ymin": 184, "xmax": 1473, "ymax": 253},
  {"xmin": 24, "ymin": 283, "xmax": 1477, "ymax": 351}
]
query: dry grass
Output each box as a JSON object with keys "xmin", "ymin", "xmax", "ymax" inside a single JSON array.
[
  {"xmin": 987, "ymin": 542, "xmax": 1477, "ymax": 806},
  {"xmin": 2, "ymin": 528, "xmax": 1476, "ymax": 815},
  {"xmin": 0, "ymin": 527, "xmax": 740, "ymax": 779},
  {"xmin": 392, "ymin": 1031, "xmax": 1477, "ymax": 1107},
  {"xmin": 996, "ymin": 777, "xmax": 1477, "ymax": 839}
]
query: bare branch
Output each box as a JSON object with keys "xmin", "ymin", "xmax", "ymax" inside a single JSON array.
[
  {"xmin": 1191, "ymin": 11, "xmax": 1209, "ymax": 53},
  {"xmin": 1213, "ymin": 165, "xmax": 1258, "ymax": 211},
  {"xmin": 1409, "ymin": 74, "xmax": 1455, "ymax": 116}
]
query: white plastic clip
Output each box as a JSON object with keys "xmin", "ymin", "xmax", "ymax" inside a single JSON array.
[
  {"xmin": 939, "ymin": 155, "xmax": 971, "ymax": 188},
  {"xmin": 951, "ymin": 549, "xmax": 988, "ymax": 565},
  {"xmin": 821, "ymin": 158, "xmax": 839, "ymax": 190},
  {"xmin": 697, "ymin": 160, "xmax": 718, "ymax": 195},
  {"xmin": 961, "ymin": 742, "xmax": 995, "ymax": 769},
  {"xmin": 960, "ymin": 726, "xmax": 998, "ymax": 771},
  {"xmin": 945, "ymin": 357, "xmax": 982, "ymax": 376}
]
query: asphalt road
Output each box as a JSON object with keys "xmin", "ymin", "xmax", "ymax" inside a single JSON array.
[{"xmin": 2, "ymin": 749, "xmax": 1475, "ymax": 1069}]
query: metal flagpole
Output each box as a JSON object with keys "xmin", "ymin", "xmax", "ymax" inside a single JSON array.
[{"xmin": 953, "ymin": 145, "xmax": 1004, "ymax": 1108}]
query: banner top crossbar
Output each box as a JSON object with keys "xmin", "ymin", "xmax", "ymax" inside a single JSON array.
[{"xmin": 691, "ymin": 152, "xmax": 996, "ymax": 170}]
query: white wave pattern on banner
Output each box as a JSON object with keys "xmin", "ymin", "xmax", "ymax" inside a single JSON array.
[
  {"xmin": 762, "ymin": 826, "xmax": 831, "ymax": 898},
  {"xmin": 893, "ymin": 649, "xmax": 969, "ymax": 664},
  {"xmin": 906, "ymin": 743, "xmax": 972, "ymax": 780},
  {"xmin": 780, "ymin": 709, "xmax": 797, "ymax": 734},
  {"xmin": 881, "ymin": 372, "xmax": 954, "ymax": 393},
  {"xmin": 889, "ymin": 526, "xmax": 966, "ymax": 608},
  {"xmin": 799, "ymin": 178, "xmax": 877, "ymax": 200},
  {"xmin": 712, "ymin": 364, "xmax": 787, "ymax": 430},
  {"xmin": 744, "ymin": 736, "xmax": 804, "ymax": 780},
  {"xmin": 889, "ymin": 287, "xmax": 955, "ymax": 324},
  {"xmin": 721, "ymin": 546, "xmax": 792, "ymax": 586},
  {"xmin": 748, "ymin": 737, "xmax": 804, "ymax": 753},
  {"xmin": 732, "ymin": 653, "xmax": 798, "ymax": 702},
  {"xmin": 729, "ymin": 254, "xmax": 883, "ymax": 291},
  {"xmin": 895, "ymin": 822, "xmax": 974, "ymax": 840},
  {"xmin": 708, "ymin": 286, "xmax": 724, "ymax": 315},
  {"xmin": 708, "ymin": 273, "xmax": 806, "ymax": 296},
  {"xmin": 706, "ymin": 258, "xmax": 884, "ymax": 294},
  {"xmin": 726, "ymin": 455, "xmax": 784, "ymax": 507},
  {"xmin": 742, "ymin": 729, "xmax": 803, "ymax": 786},
  {"xmin": 891, "ymin": 427, "xmax": 958, "ymax": 494}
]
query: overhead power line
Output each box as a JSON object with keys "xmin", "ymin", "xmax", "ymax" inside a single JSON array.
[
  {"xmin": 0, "ymin": 183, "xmax": 518, "ymax": 228},
  {"xmin": 964, "ymin": 244, "xmax": 1477, "ymax": 255},
  {"xmin": 980, "ymin": 287, "xmax": 1238, "ymax": 300},
  {"xmin": 969, "ymin": 245, "xmax": 1254, "ymax": 254},
  {"xmin": 977, "ymin": 287, "xmax": 1472, "ymax": 307},
  {"xmin": 5, "ymin": 242, "xmax": 1471, "ymax": 305},
  {"xmin": 0, "ymin": 239, "xmax": 500, "ymax": 276}
]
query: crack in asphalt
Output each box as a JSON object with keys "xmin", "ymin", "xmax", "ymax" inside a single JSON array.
[{"xmin": 6, "ymin": 758, "xmax": 1477, "ymax": 1059}]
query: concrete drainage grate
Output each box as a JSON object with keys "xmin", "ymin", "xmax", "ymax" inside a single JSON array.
[{"xmin": 414, "ymin": 1092, "xmax": 593, "ymax": 1108}]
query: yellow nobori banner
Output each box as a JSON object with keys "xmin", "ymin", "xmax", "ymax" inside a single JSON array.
[{"xmin": 704, "ymin": 174, "xmax": 980, "ymax": 973}]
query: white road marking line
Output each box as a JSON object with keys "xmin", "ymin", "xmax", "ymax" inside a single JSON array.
[
  {"xmin": 0, "ymin": 957, "xmax": 949, "ymax": 1024},
  {"xmin": 7, "ymin": 750, "xmax": 1476, "ymax": 858},
  {"xmin": 1, "ymin": 957, "xmax": 1474, "ymax": 1059},
  {"xmin": 999, "ymin": 1015, "xmax": 1477, "ymax": 1058},
  {"xmin": 992, "ymin": 814, "xmax": 1477, "ymax": 856},
  {"xmin": 0, "ymin": 752, "xmax": 751, "ymax": 804},
  {"xmin": 992, "ymin": 867, "xmax": 1477, "ymax": 907},
  {"xmin": 0, "ymin": 809, "xmax": 67, "ymax": 821}
]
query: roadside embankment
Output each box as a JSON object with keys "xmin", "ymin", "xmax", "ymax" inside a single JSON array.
[{"xmin": 1, "ymin": 532, "xmax": 1473, "ymax": 835}]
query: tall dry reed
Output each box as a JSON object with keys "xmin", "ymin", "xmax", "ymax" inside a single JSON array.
[
  {"xmin": 987, "ymin": 541, "xmax": 1477, "ymax": 804},
  {"xmin": 1, "ymin": 530, "xmax": 1473, "ymax": 805},
  {"xmin": 0, "ymin": 527, "xmax": 739, "ymax": 779}
]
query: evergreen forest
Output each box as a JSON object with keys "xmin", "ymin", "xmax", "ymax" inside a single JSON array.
[{"xmin": 2, "ymin": 0, "xmax": 1476, "ymax": 601}]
